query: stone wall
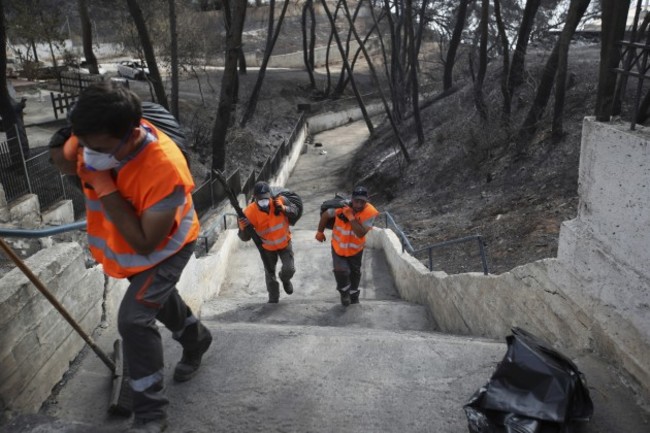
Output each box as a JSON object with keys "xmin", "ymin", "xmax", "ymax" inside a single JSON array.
[
  {"xmin": 0, "ymin": 243, "xmax": 104, "ymax": 413},
  {"xmin": 552, "ymin": 118, "xmax": 650, "ymax": 399}
]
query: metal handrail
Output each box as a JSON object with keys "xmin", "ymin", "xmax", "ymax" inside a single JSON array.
[
  {"xmin": 381, "ymin": 211, "xmax": 489, "ymax": 275},
  {"xmin": 0, "ymin": 220, "xmax": 86, "ymax": 238},
  {"xmin": 383, "ymin": 211, "xmax": 415, "ymax": 253}
]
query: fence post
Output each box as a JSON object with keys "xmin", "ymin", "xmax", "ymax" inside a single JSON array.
[
  {"xmin": 478, "ymin": 236, "xmax": 489, "ymax": 275},
  {"xmin": 50, "ymin": 92, "xmax": 59, "ymax": 120},
  {"xmin": 208, "ymin": 170, "xmax": 214, "ymax": 208},
  {"xmin": 16, "ymin": 125, "xmax": 33, "ymax": 194},
  {"xmin": 60, "ymin": 174, "xmax": 68, "ymax": 200}
]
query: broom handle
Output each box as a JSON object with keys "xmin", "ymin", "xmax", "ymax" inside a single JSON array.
[{"xmin": 0, "ymin": 238, "xmax": 116, "ymax": 373}]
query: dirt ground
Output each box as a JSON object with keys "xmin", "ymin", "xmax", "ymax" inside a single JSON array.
[{"xmin": 348, "ymin": 43, "xmax": 605, "ymax": 275}]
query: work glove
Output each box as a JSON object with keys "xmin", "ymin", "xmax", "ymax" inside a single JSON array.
[
  {"xmin": 315, "ymin": 231, "xmax": 326, "ymax": 242},
  {"xmin": 341, "ymin": 206, "xmax": 355, "ymax": 221},
  {"xmin": 77, "ymin": 164, "xmax": 117, "ymax": 198},
  {"xmin": 273, "ymin": 197, "xmax": 285, "ymax": 215},
  {"xmin": 62, "ymin": 136, "xmax": 80, "ymax": 162},
  {"xmin": 239, "ymin": 216, "xmax": 251, "ymax": 229}
]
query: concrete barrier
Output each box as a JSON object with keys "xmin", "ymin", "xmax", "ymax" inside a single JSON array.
[
  {"xmin": 365, "ymin": 230, "xmax": 593, "ymax": 351},
  {"xmin": 307, "ymin": 102, "xmax": 384, "ymax": 134},
  {"xmin": 8, "ymin": 194, "xmax": 40, "ymax": 229},
  {"xmin": 0, "ymin": 243, "xmax": 104, "ymax": 413}
]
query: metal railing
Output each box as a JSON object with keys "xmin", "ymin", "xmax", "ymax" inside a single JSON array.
[
  {"xmin": 0, "ymin": 220, "xmax": 86, "ymax": 238},
  {"xmin": 58, "ymin": 70, "xmax": 104, "ymax": 95},
  {"xmin": 380, "ymin": 211, "xmax": 490, "ymax": 275},
  {"xmin": 0, "ymin": 125, "xmax": 85, "ymax": 217},
  {"xmin": 613, "ymin": 0, "xmax": 650, "ymax": 129}
]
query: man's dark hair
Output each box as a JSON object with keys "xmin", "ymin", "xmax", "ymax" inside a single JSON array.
[{"xmin": 69, "ymin": 81, "xmax": 142, "ymax": 139}]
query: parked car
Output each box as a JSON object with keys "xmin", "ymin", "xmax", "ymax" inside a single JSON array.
[
  {"xmin": 67, "ymin": 59, "xmax": 106, "ymax": 76},
  {"xmin": 117, "ymin": 60, "xmax": 149, "ymax": 80},
  {"xmin": 6, "ymin": 58, "xmax": 20, "ymax": 78}
]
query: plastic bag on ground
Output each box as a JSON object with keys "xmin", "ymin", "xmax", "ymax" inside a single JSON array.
[{"xmin": 464, "ymin": 327, "xmax": 593, "ymax": 433}]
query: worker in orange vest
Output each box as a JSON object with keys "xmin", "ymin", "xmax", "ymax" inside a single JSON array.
[
  {"xmin": 315, "ymin": 186, "xmax": 379, "ymax": 306},
  {"xmin": 49, "ymin": 82, "xmax": 210, "ymax": 433},
  {"xmin": 238, "ymin": 181, "xmax": 298, "ymax": 303}
]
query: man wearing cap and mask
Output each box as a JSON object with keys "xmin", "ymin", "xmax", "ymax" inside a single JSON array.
[
  {"xmin": 48, "ymin": 82, "xmax": 211, "ymax": 432},
  {"xmin": 238, "ymin": 181, "xmax": 299, "ymax": 303},
  {"xmin": 315, "ymin": 186, "xmax": 379, "ymax": 306}
]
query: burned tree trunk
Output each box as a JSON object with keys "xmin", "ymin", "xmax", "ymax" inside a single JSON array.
[
  {"xmin": 211, "ymin": 0, "xmax": 247, "ymax": 171},
  {"xmin": 518, "ymin": 0, "xmax": 592, "ymax": 148},
  {"xmin": 443, "ymin": 0, "xmax": 472, "ymax": 91},
  {"xmin": 126, "ymin": 0, "xmax": 168, "ymax": 109},
  {"xmin": 78, "ymin": 0, "xmax": 99, "ymax": 75}
]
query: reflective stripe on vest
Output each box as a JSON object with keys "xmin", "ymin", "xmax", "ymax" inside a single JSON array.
[
  {"xmin": 87, "ymin": 201, "xmax": 196, "ymax": 272},
  {"xmin": 244, "ymin": 201, "xmax": 291, "ymax": 251},
  {"xmin": 331, "ymin": 203, "xmax": 379, "ymax": 257}
]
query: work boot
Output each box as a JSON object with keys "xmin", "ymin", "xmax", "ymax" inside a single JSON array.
[
  {"xmin": 281, "ymin": 279, "xmax": 294, "ymax": 295},
  {"xmin": 350, "ymin": 292, "xmax": 360, "ymax": 304},
  {"xmin": 125, "ymin": 417, "xmax": 168, "ymax": 432},
  {"xmin": 339, "ymin": 290, "xmax": 351, "ymax": 306},
  {"xmin": 174, "ymin": 323, "xmax": 212, "ymax": 383}
]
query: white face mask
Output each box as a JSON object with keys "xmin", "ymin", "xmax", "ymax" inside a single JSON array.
[
  {"xmin": 257, "ymin": 198, "xmax": 270, "ymax": 209},
  {"xmin": 83, "ymin": 147, "xmax": 121, "ymax": 171}
]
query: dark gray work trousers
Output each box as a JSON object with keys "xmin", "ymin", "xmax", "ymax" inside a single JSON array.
[
  {"xmin": 262, "ymin": 241, "xmax": 295, "ymax": 301},
  {"xmin": 118, "ymin": 241, "xmax": 200, "ymax": 422},
  {"xmin": 332, "ymin": 248, "xmax": 363, "ymax": 295}
]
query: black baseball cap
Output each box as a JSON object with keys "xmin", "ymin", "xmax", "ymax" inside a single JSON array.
[
  {"xmin": 253, "ymin": 181, "xmax": 271, "ymax": 199},
  {"xmin": 351, "ymin": 186, "xmax": 369, "ymax": 201}
]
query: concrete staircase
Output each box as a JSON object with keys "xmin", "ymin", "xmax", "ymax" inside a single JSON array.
[
  {"xmin": 178, "ymin": 230, "xmax": 504, "ymax": 433},
  {"xmin": 13, "ymin": 229, "xmax": 505, "ymax": 433}
]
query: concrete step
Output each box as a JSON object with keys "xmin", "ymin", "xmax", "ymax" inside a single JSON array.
[
  {"xmin": 0, "ymin": 414, "xmax": 116, "ymax": 433},
  {"xmin": 201, "ymin": 298, "xmax": 435, "ymax": 332},
  {"xmin": 42, "ymin": 321, "xmax": 505, "ymax": 433}
]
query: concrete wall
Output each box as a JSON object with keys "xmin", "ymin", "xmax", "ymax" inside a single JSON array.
[
  {"xmin": 0, "ymin": 243, "xmax": 104, "ymax": 413},
  {"xmin": 307, "ymin": 102, "xmax": 384, "ymax": 134},
  {"xmin": 8, "ymin": 194, "xmax": 40, "ymax": 229},
  {"xmin": 366, "ymin": 117, "xmax": 650, "ymax": 400},
  {"xmin": 41, "ymin": 200, "xmax": 74, "ymax": 226},
  {"xmin": 365, "ymin": 231, "xmax": 593, "ymax": 351},
  {"xmin": 0, "ymin": 184, "xmax": 9, "ymax": 223},
  {"xmin": 553, "ymin": 118, "xmax": 650, "ymax": 399}
]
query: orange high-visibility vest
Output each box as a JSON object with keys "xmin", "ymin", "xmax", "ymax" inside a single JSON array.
[
  {"xmin": 80, "ymin": 120, "xmax": 200, "ymax": 278},
  {"xmin": 241, "ymin": 198, "xmax": 291, "ymax": 251},
  {"xmin": 331, "ymin": 203, "xmax": 379, "ymax": 257}
]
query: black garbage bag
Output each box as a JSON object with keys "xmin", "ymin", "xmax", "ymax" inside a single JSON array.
[{"xmin": 464, "ymin": 327, "xmax": 593, "ymax": 433}]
